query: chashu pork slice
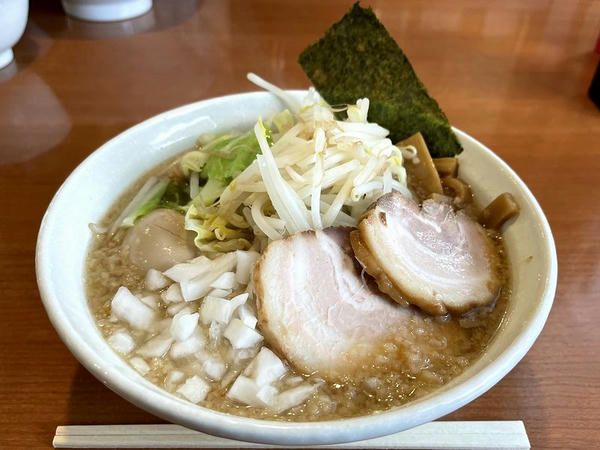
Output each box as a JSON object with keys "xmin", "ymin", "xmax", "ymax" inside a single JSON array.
[
  {"xmin": 353, "ymin": 192, "xmax": 501, "ymax": 316},
  {"xmin": 254, "ymin": 228, "xmax": 413, "ymax": 381}
]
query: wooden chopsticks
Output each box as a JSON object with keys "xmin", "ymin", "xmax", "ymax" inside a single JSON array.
[{"xmin": 53, "ymin": 421, "xmax": 530, "ymax": 449}]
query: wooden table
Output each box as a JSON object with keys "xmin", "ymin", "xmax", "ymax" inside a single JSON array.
[{"xmin": 1, "ymin": 1, "xmax": 599, "ymax": 448}]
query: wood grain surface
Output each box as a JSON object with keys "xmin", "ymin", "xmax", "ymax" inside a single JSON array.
[{"xmin": 1, "ymin": 1, "xmax": 599, "ymax": 448}]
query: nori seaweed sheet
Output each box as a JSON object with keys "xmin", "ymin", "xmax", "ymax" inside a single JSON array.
[{"xmin": 298, "ymin": 3, "xmax": 463, "ymax": 157}]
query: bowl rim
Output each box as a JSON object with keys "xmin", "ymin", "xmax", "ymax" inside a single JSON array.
[{"xmin": 36, "ymin": 90, "xmax": 558, "ymax": 445}]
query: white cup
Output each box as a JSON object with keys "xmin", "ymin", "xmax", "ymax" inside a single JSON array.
[
  {"xmin": 0, "ymin": 0, "xmax": 28, "ymax": 70},
  {"xmin": 62, "ymin": 0, "xmax": 152, "ymax": 22}
]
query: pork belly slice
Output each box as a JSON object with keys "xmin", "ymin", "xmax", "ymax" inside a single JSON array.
[
  {"xmin": 254, "ymin": 228, "xmax": 413, "ymax": 381},
  {"xmin": 354, "ymin": 192, "xmax": 501, "ymax": 316}
]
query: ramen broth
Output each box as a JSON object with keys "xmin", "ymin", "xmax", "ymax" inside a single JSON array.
[{"xmin": 86, "ymin": 155, "xmax": 510, "ymax": 422}]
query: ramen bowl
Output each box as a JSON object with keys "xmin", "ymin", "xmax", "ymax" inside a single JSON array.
[{"xmin": 36, "ymin": 91, "xmax": 557, "ymax": 445}]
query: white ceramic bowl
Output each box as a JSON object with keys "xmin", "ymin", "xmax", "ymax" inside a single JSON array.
[
  {"xmin": 36, "ymin": 91, "xmax": 557, "ymax": 445},
  {"xmin": 62, "ymin": 0, "xmax": 152, "ymax": 22},
  {"xmin": 0, "ymin": 0, "xmax": 28, "ymax": 70}
]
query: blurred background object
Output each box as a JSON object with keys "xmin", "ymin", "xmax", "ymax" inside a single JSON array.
[
  {"xmin": 61, "ymin": 0, "xmax": 152, "ymax": 22},
  {"xmin": 31, "ymin": 0, "xmax": 197, "ymax": 40},
  {"xmin": 590, "ymin": 32, "xmax": 600, "ymax": 108},
  {"xmin": 0, "ymin": 0, "xmax": 29, "ymax": 69},
  {"xmin": 589, "ymin": 61, "xmax": 600, "ymax": 108}
]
